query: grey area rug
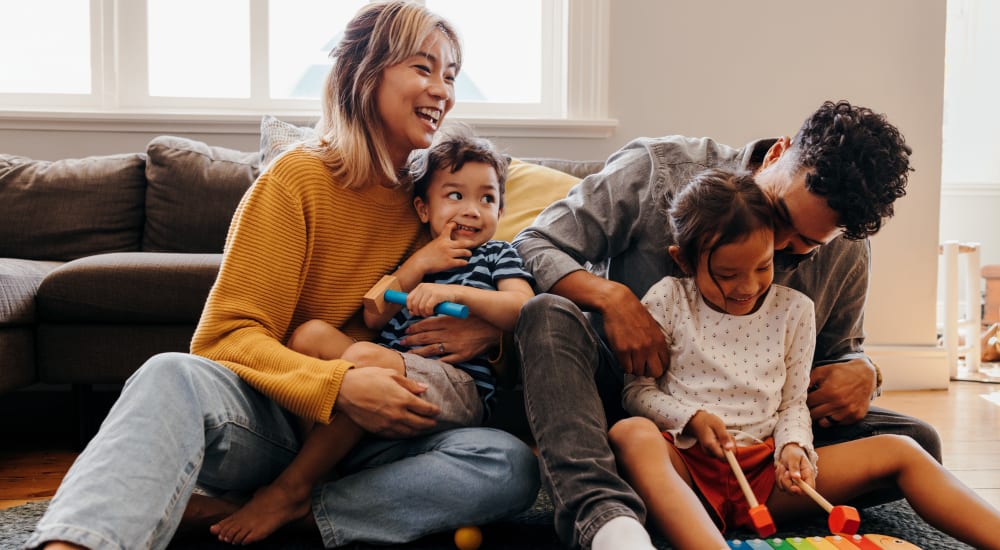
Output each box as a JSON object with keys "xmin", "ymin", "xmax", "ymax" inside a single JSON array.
[{"xmin": 0, "ymin": 491, "xmax": 973, "ymax": 550}]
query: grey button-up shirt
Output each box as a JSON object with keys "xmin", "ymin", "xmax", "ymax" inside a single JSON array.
[{"xmin": 513, "ymin": 135, "xmax": 868, "ymax": 366}]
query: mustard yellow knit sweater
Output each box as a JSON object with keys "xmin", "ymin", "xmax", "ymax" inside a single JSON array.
[{"xmin": 191, "ymin": 148, "xmax": 425, "ymax": 423}]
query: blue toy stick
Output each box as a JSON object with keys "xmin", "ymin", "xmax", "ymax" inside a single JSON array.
[{"xmin": 383, "ymin": 289, "xmax": 469, "ymax": 319}]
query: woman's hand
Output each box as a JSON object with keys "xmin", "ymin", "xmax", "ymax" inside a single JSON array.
[
  {"xmin": 334, "ymin": 367, "xmax": 440, "ymax": 438},
  {"xmin": 401, "ymin": 315, "xmax": 500, "ymax": 364},
  {"xmin": 774, "ymin": 443, "xmax": 814, "ymax": 494}
]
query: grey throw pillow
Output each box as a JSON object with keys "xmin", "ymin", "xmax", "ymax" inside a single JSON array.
[
  {"xmin": 0, "ymin": 153, "xmax": 146, "ymax": 261},
  {"xmin": 260, "ymin": 115, "xmax": 317, "ymax": 168},
  {"xmin": 143, "ymin": 136, "xmax": 260, "ymax": 253}
]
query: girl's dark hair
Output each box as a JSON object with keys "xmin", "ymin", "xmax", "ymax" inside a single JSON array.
[
  {"xmin": 669, "ymin": 168, "xmax": 774, "ymax": 277},
  {"xmin": 409, "ymin": 126, "xmax": 510, "ymax": 208}
]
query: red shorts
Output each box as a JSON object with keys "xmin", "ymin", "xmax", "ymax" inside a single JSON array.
[{"xmin": 663, "ymin": 433, "xmax": 776, "ymax": 533}]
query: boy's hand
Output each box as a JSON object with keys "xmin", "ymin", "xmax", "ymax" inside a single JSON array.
[
  {"xmin": 774, "ymin": 443, "xmax": 815, "ymax": 494},
  {"xmin": 685, "ymin": 410, "xmax": 735, "ymax": 459},
  {"xmin": 409, "ymin": 221, "xmax": 476, "ymax": 275},
  {"xmin": 406, "ymin": 282, "xmax": 460, "ymax": 318}
]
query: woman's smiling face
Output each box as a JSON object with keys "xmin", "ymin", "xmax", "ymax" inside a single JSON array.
[{"xmin": 377, "ymin": 30, "xmax": 458, "ymax": 169}]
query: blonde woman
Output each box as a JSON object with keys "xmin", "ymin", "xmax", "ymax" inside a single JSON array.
[{"xmin": 27, "ymin": 3, "xmax": 538, "ymax": 549}]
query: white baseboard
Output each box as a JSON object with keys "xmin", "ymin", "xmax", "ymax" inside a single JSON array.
[{"xmin": 866, "ymin": 345, "xmax": 950, "ymax": 390}]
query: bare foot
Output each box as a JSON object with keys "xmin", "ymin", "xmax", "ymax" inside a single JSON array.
[
  {"xmin": 210, "ymin": 481, "xmax": 312, "ymax": 545},
  {"xmin": 176, "ymin": 494, "xmax": 242, "ymax": 539},
  {"xmin": 41, "ymin": 543, "xmax": 87, "ymax": 550}
]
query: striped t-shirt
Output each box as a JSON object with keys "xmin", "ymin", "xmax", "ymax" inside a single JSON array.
[{"xmin": 379, "ymin": 240, "xmax": 533, "ymax": 416}]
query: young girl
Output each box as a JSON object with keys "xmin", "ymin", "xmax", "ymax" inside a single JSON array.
[
  {"xmin": 608, "ymin": 168, "xmax": 1000, "ymax": 550},
  {"xmin": 210, "ymin": 129, "xmax": 535, "ymax": 545},
  {"xmin": 26, "ymin": 3, "xmax": 538, "ymax": 549}
]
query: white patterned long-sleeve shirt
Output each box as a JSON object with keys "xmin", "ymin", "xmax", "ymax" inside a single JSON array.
[{"xmin": 623, "ymin": 276, "xmax": 818, "ymax": 466}]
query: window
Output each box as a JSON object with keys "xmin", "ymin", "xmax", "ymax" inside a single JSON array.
[
  {"xmin": 0, "ymin": 0, "xmax": 612, "ymax": 135},
  {"xmin": 942, "ymin": 0, "xmax": 1000, "ymax": 187}
]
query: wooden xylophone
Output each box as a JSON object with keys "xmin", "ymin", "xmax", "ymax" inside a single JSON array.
[{"xmin": 728, "ymin": 533, "xmax": 921, "ymax": 549}]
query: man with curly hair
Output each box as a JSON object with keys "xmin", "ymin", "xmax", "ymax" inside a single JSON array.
[{"xmin": 512, "ymin": 100, "xmax": 930, "ymax": 550}]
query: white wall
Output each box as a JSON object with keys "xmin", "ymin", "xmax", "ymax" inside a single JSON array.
[
  {"xmin": 0, "ymin": 1, "xmax": 949, "ymax": 387},
  {"xmin": 517, "ymin": 0, "xmax": 950, "ymax": 388}
]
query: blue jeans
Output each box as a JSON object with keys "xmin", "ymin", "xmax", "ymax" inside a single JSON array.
[
  {"xmin": 514, "ymin": 294, "xmax": 942, "ymax": 549},
  {"xmin": 25, "ymin": 352, "xmax": 539, "ymax": 549}
]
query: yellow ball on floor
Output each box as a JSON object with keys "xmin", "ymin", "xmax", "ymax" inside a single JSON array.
[{"xmin": 454, "ymin": 525, "xmax": 483, "ymax": 550}]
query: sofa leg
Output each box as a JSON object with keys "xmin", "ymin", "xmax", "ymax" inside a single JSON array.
[{"xmin": 73, "ymin": 383, "xmax": 95, "ymax": 450}]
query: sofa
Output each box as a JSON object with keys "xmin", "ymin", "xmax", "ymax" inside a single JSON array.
[{"xmin": 0, "ymin": 116, "xmax": 604, "ymax": 443}]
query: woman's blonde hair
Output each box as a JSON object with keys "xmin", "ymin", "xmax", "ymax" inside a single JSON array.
[{"xmin": 310, "ymin": 1, "xmax": 461, "ymax": 190}]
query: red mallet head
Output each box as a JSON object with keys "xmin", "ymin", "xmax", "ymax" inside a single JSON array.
[
  {"xmin": 748, "ymin": 504, "xmax": 776, "ymax": 538},
  {"xmin": 828, "ymin": 505, "xmax": 860, "ymax": 535}
]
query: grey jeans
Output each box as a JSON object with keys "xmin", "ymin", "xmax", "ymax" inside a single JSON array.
[{"xmin": 514, "ymin": 293, "xmax": 943, "ymax": 549}]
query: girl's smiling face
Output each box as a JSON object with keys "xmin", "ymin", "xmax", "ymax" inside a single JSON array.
[
  {"xmin": 695, "ymin": 226, "xmax": 774, "ymax": 316},
  {"xmin": 413, "ymin": 161, "xmax": 502, "ymax": 249}
]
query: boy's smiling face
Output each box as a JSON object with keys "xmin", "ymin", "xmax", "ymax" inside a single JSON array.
[{"xmin": 413, "ymin": 160, "xmax": 502, "ymax": 249}]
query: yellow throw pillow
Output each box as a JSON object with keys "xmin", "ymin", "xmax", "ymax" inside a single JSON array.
[{"xmin": 496, "ymin": 159, "xmax": 581, "ymax": 242}]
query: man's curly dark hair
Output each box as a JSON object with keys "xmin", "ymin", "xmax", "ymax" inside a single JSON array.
[{"xmin": 788, "ymin": 100, "xmax": 912, "ymax": 240}]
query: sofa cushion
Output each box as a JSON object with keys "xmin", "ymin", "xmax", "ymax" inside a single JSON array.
[
  {"xmin": 0, "ymin": 258, "xmax": 64, "ymax": 326},
  {"xmin": 36, "ymin": 252, "xmax": 222, "ymax": 323},
  {"xmin": 495, "ymin": 158, "xmax": 596, "ymax": 243},
  {"xmin": 0, "ymin": 153, "xmax": 146, "ymax": 261},
  {"xmin": 144, "ymin": 136, "xmax": 260, "ymax": 253},
  {"xmin": 260, "ymin": 115, "xmax": 317, "ymax": 168},
  {"xmin": 520, "ymin": 157, "xmax": 606, "ymax": 181}
]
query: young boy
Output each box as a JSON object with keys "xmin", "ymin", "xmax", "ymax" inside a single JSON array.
[{"xmin": 211, "ymin": 129, "xmax": 535, "ymax": 544}]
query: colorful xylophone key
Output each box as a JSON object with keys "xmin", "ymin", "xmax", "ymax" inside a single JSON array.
[{"xmin": 727, "ymin": 534, "xmax": 922, "ymax": 549}]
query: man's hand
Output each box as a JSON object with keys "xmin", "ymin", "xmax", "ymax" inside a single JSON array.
[
  {"xmin": 807, "ymin": 358, "xmax": 877, "ymax": 427},
  {"xmin": 602, "ymin": 288, "xmax": 670, "ymax": 378},
  {"xmin": 334, "ymin": 367, "xmax": 440, "ymax": 438},
  {"xmin": 401, "ymin": 314, "xmax": 500, "ymax": 364}
]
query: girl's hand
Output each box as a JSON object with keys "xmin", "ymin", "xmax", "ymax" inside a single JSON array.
[
  {"xmin": 685, "ymin": 410, "xmax": 735, "ymax": 460},
  {"xmin": 774, "ymin": 443, "xmax": 815, "ymax": 494},
  {"xmin": 407, "ymin": 221, "xmax": 476, "ymax": 275},
  {"xmin": 406, "ymin": 282, "xmax": 460, "ymax": 318}
]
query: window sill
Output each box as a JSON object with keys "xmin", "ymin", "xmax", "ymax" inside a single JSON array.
[
  {"xmin": 0, "ymin": 109, "xmax": 617, "ymax": 140},
  {"xmin": 941, "ymin": 182, "xmax": 1000, "ymax": 197}
]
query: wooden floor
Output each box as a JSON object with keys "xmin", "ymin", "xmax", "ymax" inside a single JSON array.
[{"xmin": 1, "ymin": 381, "xmax": 998, "ymax": 511}]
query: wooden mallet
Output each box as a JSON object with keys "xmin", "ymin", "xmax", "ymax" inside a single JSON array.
[
  {"xmin": 724, "ymin": 449, "xmax": 776, "ymax": 538},
  {"xmin": 363, "ymin": 275, "xmax": 469, "ymax": 319},
  {"xmin": 793, "ymin": 478, "xmax": 861, "ymax": 535}
]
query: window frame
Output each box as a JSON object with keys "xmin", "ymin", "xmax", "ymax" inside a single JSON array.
[{"xmin": 0, "ymin": 0, "xmax": 614, "ymax": 139}]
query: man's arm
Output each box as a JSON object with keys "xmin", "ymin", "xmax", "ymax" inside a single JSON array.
[
  {"xmin": 513, "ymin": 141, "xmax": 673, "ymax": 377},
  {"xmin": 549, "ymin": 271, "xmax": 668, "ymax": 377}
]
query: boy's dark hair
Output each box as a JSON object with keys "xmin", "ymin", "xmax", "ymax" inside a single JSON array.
[
  {"xmin": 789, "ymin": 100, "xmax": 912, "ymax": 240},
  {"xmin": 670, "ymin": 168, "xmax": 774, "ymax": 277},
  {"xmin": 409, "ymin": 126, "xmax": 510, "ymax": 208}
]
